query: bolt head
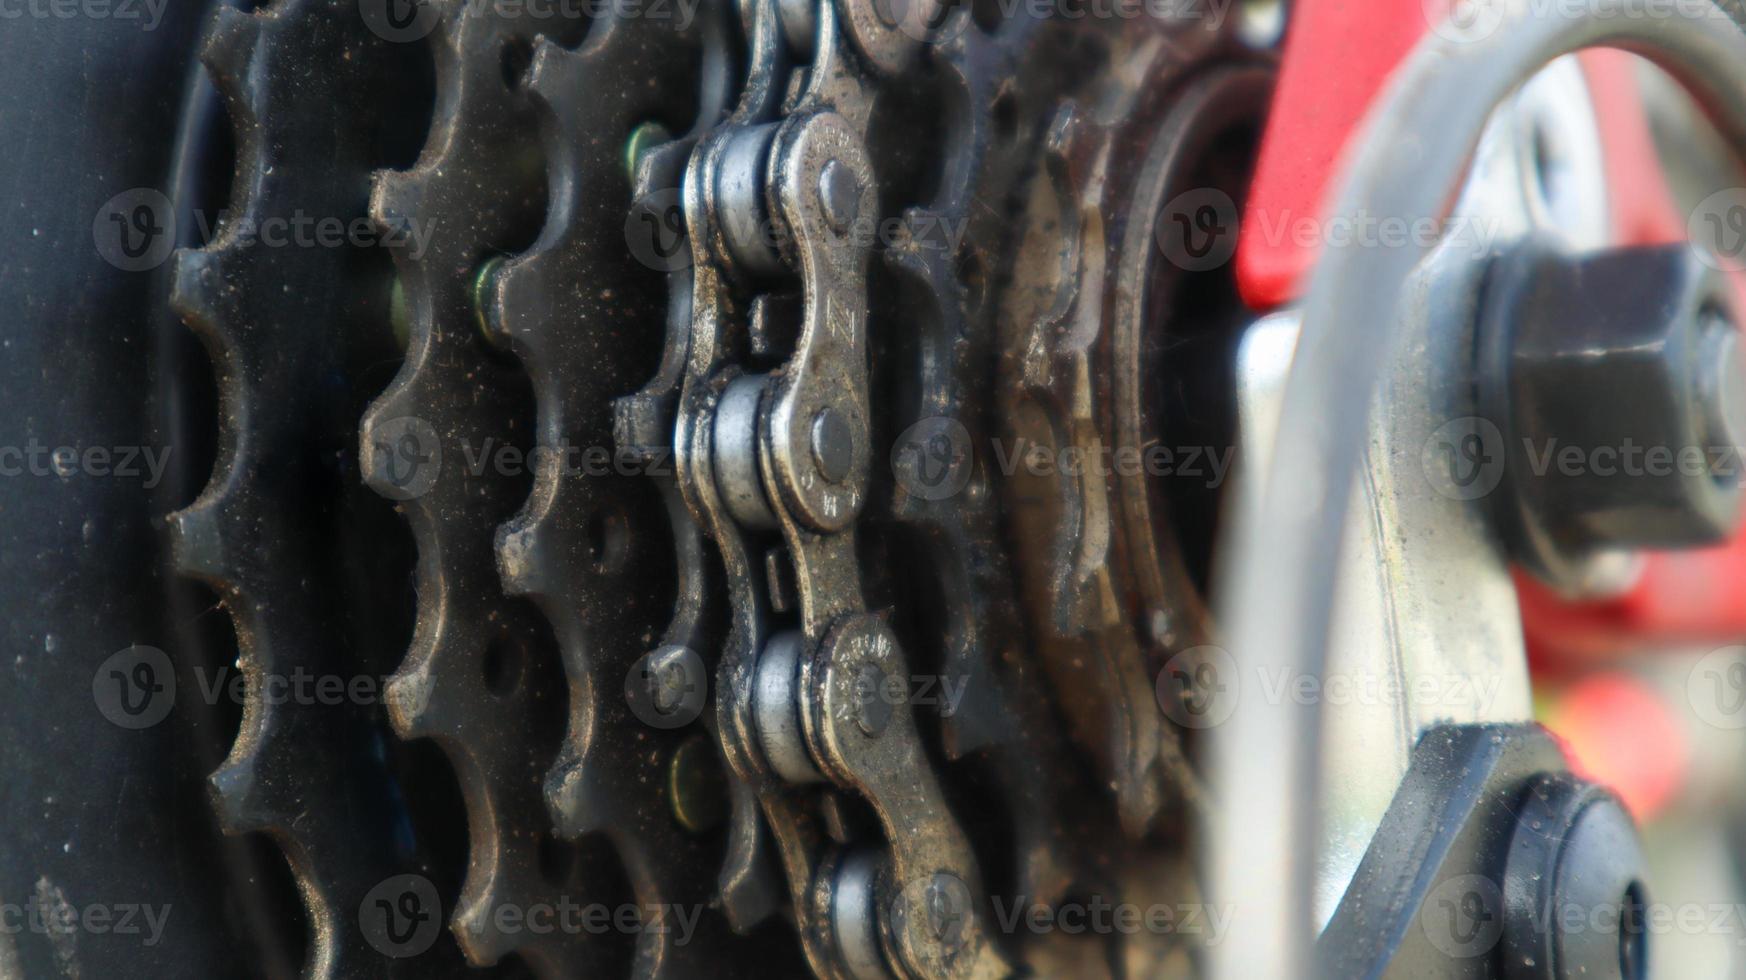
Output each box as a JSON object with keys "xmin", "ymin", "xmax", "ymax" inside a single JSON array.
[{"xmin": 1495, "ymin": 242, "xmax": 1743, "ymax": 575}]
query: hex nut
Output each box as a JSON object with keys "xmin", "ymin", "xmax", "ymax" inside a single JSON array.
[{"xmin": 1482, "ymin": 241, "xmax": 1744, "ymax": 590}]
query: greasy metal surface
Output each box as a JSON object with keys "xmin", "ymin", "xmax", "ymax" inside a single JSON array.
[
  {"xmin": 993, "ymin": 22, "xmax": 1253, "ymax": 835},
  {"xmin": 108, "ymin": 1, "xmax": 1271, "ymax": 976},
  {"xmin": 357, "ymin": 0, "xmax": 631, "ymax": 974},
  {"xmin": 483, "ymin": 3, "xmax": 775, "ymax": 975},
  {"xmin": 876, "ymin": 15, "xmax": 1096, "ymax": 920},
  {"xmin": 670, "ymin": 2, "xmax": 1059, "ymax": 976},
  {"xmin": 170, "ymin": 3, "xmax": 483, "ymax": 976}
]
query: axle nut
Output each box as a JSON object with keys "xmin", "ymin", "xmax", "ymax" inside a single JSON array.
[{"xmin": 1482, "ymin": 241, "xmax": 1745, "ymax": 591}]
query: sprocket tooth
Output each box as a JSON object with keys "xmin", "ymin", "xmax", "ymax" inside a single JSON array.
[
  {"xmin": 382, "ymin": 654, "xmax": 438, "ymax": 737},
  {"xmin": 355, "ymin": 1, "xmax": 658, "ymax": 974},
  {"xmin": 494, "ymin": 516, "xmax": 555, "ymax": 598},
  {"xmin": 167, "ymin": 494, "xmax": 231, "ymax": 583},
  {"xmin": 481, "ymin": 4, "xmax": 781, "ymax": 976},
  {"xmin": 369, "ymin": 169, "xmax": 427, "ymax": 247},
  {"xmin": 207, "ymin": 747, "xmax": 269, "ymax": 834},
  {"xmin": 169, "ymin": 246, "xmax": 238, "ymax": 333},
  {"xmin": 524, "ymin": 34, "xmax": 582, "ymax": 106},
  {"xmin": 542, "ymin": 753, "xmax": 611, "ymax": 837},
  {"xmin": 166, "ymin": 1, "xmax": 490, "ymax": 977},
  {"xmin": 198, "ymin": 4, "xmax": 265, "ymax": 95}
]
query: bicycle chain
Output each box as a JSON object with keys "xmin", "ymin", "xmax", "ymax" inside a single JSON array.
[
  {"xmin": 667, "ymin": 3, "xmax": 1032, "ymax": 977},
  {"xmin": 173, "ymin": 1, "xmax": 1235, "ymax": 976},
  {"xmin": 169, "ymin": 2, "xmax": 478, "ymax": 976}
]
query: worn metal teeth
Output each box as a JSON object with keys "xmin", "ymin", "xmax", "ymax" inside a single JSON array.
[
  {"xmin": 481, "ymin": 8, "xmax": 780, "ymax": 977},
  {"xmin": 169, "ymin": 2, "xmax": 473, "ymax": 977},
  {"xmin": 994, "ymin": 22, "xmax": 1236, "ymax": 837},
  {"xmin": 878, "ymin": 15, "xmax": 1097, "ymax": 914},
  {"xmin": 357, "ymin": 2, "xmax": 626, "ymax": 974}
]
